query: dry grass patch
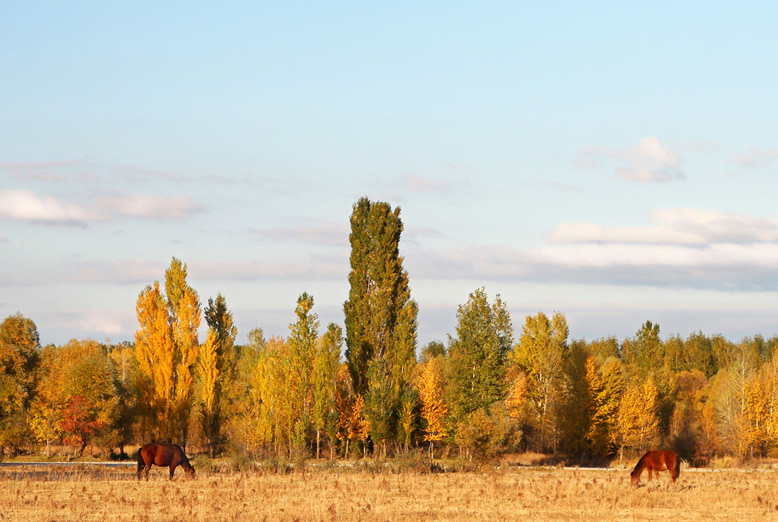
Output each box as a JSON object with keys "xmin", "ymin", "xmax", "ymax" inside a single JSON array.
[{"xmin": 1, "ymin": 464, "xmax": 778, "ymax": 521}]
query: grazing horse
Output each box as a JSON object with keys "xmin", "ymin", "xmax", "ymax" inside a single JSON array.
[
  {"xmin": 137, "ymin": 442, "xmax": 196, "ymax": 480},
  {"xmin": 630, "ymin": 450, "xmax": 680, "ymax": 487}
]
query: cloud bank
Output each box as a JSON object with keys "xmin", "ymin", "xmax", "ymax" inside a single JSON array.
[
  {"xmin": 0, "ymin": 189, "xmax": 205, "ymax": 225},
  {"xmin": 580, "ymin": 137, "xmax": 685, "ymax": 183}
]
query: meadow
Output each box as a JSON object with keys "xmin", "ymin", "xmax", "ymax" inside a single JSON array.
[{"xmin": 1, "ymin": 462, "xmax": 778, "ymax": 521}]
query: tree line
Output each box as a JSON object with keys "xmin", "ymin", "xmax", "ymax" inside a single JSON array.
[{"xmin": 1, "ymin": 197, "xmax": 777, "ymax": 464}]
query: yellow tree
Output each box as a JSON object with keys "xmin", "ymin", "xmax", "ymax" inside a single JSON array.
[
  {"xmin": 617, "ymin": 377, "xmax": 660, "ymax": 458},
  {"xmin": 172, "ymin": 286, "xmax": 201, "ymax": 442},
  {"xmin": 348, "ymin": 394, "xmax": 370, "ymax": 457},
  {"xmin": 417, "ymin": 356, "xmax": 448, "ymax": 455},
  {"xmin": 247, "ymin": 336, "xmax": 285, "ymax": 456},
  {"xmin": 198, "ymin": 329, "xmax": 219, "ymax": 456},
  {"xmin": 740, "ymin": 357, "xmax": 778, "ymax": 457},
  {"xmin": 135, "ymin": 281, "xmax": 176, "ymax": 441},
  {"xmin": 334, "ymin": 363, "xmax": 354, "ymax": 457},
  {"xmin": 505, "ymin": 369, "xmax": 528, "ymax": 422},
  {"xmin": 135, "ymin": 257, "xmax": 201, "ymax": 445}
]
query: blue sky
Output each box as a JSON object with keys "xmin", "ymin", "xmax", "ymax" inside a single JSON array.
[{"xmin": 2, "ymin": 2, "xmax": 778, "ymax": 347}]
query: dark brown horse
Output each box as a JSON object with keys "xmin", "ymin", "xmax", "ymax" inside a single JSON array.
[
  {"xmin": 137, "ymin": 442, "xmax": 196, "ymax": 480},
  {"xmin": 630, "ymin": 450, "xmax": 680, "ymax": 487}
]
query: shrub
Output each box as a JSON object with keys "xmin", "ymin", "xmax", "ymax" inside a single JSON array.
[{"xmin": 455, "ymin": 402, "xmax": 522, "ymax": 461}]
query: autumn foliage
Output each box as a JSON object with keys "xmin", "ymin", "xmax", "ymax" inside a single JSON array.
[{"xmin": 5, "ymin": 202, "xmax": 778, "ymax": 465}]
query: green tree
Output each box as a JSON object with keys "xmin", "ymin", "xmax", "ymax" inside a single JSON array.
[
  {"xmin": 343, "ymin": 197, "xmax": 416, "ymax": 398},
  {"xmin": 622, "ymin": 320, "xmax": 663, "ymax": 376},
  {"xmin": 510, "ymin": 311, "xmax": 569, "ymax": 452},
  {"xmin": 0, "ymin": 313, "xmax": 40, "ymax": 453},
  {"xmin": 312, "ymin": 323, "xmax": 342, "ymax": 459},
  {"xmin": 202, "ymin": 292, "xmax": 238, "ymax": 455},
  {"xmin": 364, "ymin": 358, "xmax": 394, "ymax": 457},
  {"xmin": 447, "ymin": 288, "xmax": 513, "ymax": 426},
  {"xmin": 285, "ymin": 292, "xmax": 320, "ymax": 457}
]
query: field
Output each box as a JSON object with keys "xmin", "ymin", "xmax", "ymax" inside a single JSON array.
[{"xmin": 2, "ymin": 462, "xmax": 778, "ymax": 521}]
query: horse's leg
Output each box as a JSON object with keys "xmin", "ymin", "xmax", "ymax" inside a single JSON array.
[
  {"xmin": 170, "ymin": 464, "xmax": 176, "ymax": 480},
  {"xmin": 144, "ymin": 465, "xmax": 151, "ymax": 481}
]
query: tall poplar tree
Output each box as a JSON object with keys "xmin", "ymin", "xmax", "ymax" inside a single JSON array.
[
  {"xmin": 202, "ymin": 292, "xmax": 238, "ymax": 454},
  {"xmin": 135, "ymin": 257, "xmax": 201, "ymax": 445},
  {"xmin": 198, "ymin": 329, "xmax": 220, "ymax": 456},
  {"xmin": 343, "ymin": 197, "xmax": 417, "ymax": 419},
  {"xmin": 313, "ymin": 323, "xmax": 342, "ymax": 459},
  {"xmin": 286, "ymin": 292, "xmax": 319, "ymax": 455}
]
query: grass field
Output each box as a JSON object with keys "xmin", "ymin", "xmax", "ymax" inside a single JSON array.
[{"xmin": 2, "ymin": 462, "xmax": 778, "ymax": 521}]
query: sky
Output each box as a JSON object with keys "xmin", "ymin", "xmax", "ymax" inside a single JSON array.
[{"xmin": 2, "ymin": 2, "xmax": 778, "ymax": 348}]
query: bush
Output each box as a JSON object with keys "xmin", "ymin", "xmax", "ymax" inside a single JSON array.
[
  {"xmin": 455, "ymin": 402, "xmax": 522, "ymax": 461},
  {"xmin": 192, "ymin": 454, "xmax": 215, "ymax": 473}
]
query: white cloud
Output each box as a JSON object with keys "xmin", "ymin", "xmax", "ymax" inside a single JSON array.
[
  {"xmin": 0, "ymin": 189, "xmax": 91, "ymax": 224},
  {"xmin": 404, "ymin": 174, "xmax": 452, "ymax": 195},
  {"xmin": 549, "ymin": 207, "xmax": 778, "ymax": 245},
  {"xmin": 0, "ymin": 189, "xmax": 206, "ymax": 224},
  {"xmin": 731, "ymin": 148, "xmax": 778, "ymax": 169},
  {"xmin": 250, "ymin": 222, "xmax": 349, "ymax": 246},
  {"xmin": 96, "ymin": 193, "xmax": 206, "ymax": 219},
  {"xmin": 403, "ymin": 207, "xmax": 778, "ymax": 292},
  {"xmin": 632, "ymin": 137, "xmax": 680, "ymax": 168},
  {"xmin": 579, "ymin": 137, "xmax": 684, "ymax": 183}
]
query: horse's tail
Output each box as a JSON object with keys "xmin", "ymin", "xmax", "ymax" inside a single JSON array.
[
  {"xmin": 674, "ymin": 453, "xmax": 681, "ymax": 478},
  {"xmin": 137, "ymin": 447, "xmax": 144, "ymax": 475}
]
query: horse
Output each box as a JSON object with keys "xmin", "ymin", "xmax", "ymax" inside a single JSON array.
[
  {"xmin": 137, "ymin": 442, "xmax": 196, "ymax": 480},
  {"xmin": 630, "ymin": 450, "xmax": 680, "ymax": 487}
]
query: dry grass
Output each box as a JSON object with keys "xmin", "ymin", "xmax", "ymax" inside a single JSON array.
[{"xmin": 2, "ymin": 463, "xmax": 778, "ymax": 521}]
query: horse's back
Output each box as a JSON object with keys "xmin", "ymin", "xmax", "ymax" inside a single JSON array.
[{"xmin": 140, "ymin": 442, "xmax": 183, "ymax": 466}]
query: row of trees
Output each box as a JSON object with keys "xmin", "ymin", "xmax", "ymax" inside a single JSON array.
[{"xmin": 2, "ymin": 197, "xmax": 778, "ymax": 464}]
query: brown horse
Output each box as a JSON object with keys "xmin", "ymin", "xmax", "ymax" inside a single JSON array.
[
  {"xmin": 137, "ymin": 442, "xmax": 196, "ymax": 480},
  {"xmin": 630, "ymin": 450, "xmax": 680, "ymax": 487}
]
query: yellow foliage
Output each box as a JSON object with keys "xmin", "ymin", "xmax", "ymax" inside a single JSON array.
[
  {"xmin": 417, "ymin": 358, "xmax": 448, "ymax": 443},
  {"xmin": 617, "ymin": 377, "xmax": 660, "ymax": 451}
]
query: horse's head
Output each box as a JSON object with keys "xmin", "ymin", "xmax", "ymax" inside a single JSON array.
[
  {"xmin": 629, "ymin": 470, "xmax": 640, "ymax": 487},
  {"xmin": 185, "ymin": 463, "xmax": 196, "ymax": 479}
]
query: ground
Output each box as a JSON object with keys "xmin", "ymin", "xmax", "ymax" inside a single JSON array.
[{"xmin": 1, "ymin": 463, "xmax": 778, "ymax": 521}]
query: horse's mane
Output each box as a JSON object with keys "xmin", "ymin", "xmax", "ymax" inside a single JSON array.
[{"xmin": 630, "ymin": 452, "xmax": 649, "ymax": 476}]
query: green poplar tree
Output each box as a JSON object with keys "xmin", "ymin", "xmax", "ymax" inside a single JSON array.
[
  {"xmin": 202, "ymin": 292, "xmax": 238, "ymax": 455},
  {"xmin": 446, "ymin": 288, "xmax": 514, "ymax": 425},
  {"xmin": 286, "ymin": 292, "xmax": 319, "ymax": 456},
  {"xmin": 313, "ymin": 323, "xmax": 342, "ymax": 459},
  {"xmin": 343, "ymin": 197, "xmax": 418, "ymax": 449}
]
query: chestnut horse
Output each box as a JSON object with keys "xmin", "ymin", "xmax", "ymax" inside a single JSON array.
[
  {"xmin": 137, "ymin": 442, "xmax": 196, "ymax": 480},
  {"xmin": 630, "ymin": 450, "xmax": 680, "ymax": 487}
]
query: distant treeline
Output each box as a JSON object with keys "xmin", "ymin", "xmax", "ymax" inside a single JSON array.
[{"xmin": 2, "ymin": 198, "xmax": 775, "ymax": 464}]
